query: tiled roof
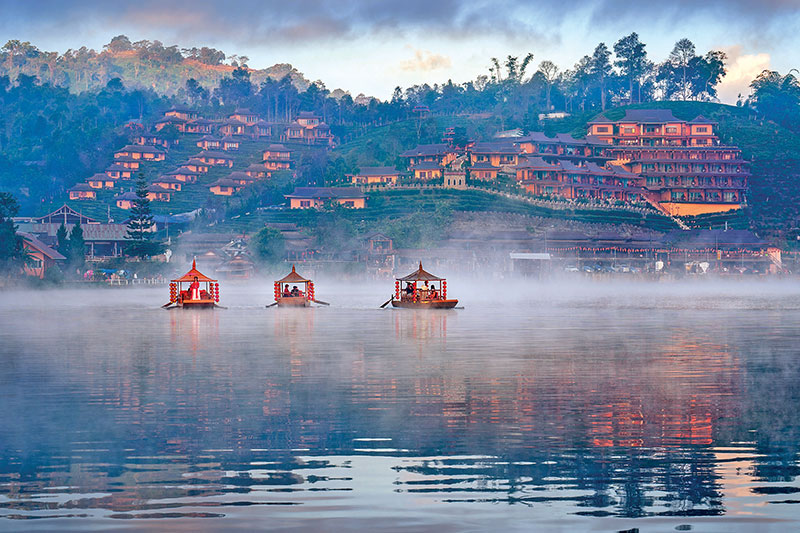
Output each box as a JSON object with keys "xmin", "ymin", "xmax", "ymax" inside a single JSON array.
[
  {"xmin": 355, "ymin": 166, "xmax": 400, "ymax": 176},
  {"xmin": 286, "ymin": 187, "xmax": 365, "ymax": 199}
]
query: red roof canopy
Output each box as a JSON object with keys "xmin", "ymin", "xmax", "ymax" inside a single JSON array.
[
  {"xmin": 172, "ymin": 259, "xmax": 217, "ymax": 283},
  {"xmin": 277, "ymin": 264, "xmax": 309, "ymax": 283},
  {"xmin": 397, "ymin": 262, "xmax": 444, "ymax": 282}
]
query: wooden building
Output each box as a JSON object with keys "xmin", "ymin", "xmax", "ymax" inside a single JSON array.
[
  {"xmin": 348, "ymin": 166, "xmax": 403, "ymax": 185},
  {"xmin": 285, "ymin": 187, "xmax": 366, "ymax": 209},
  {"xmin": 68, "ymin": 183, "xmax": 97, "ymax": 200},
  {"xmin": 196, "ymin": 135, "xmax": 222, "ymax": 150},
  {"xmin": 280, "ymin": 112, "xmax": 335, "ymax": 147},
  {"xmin": 115, "ymin": 191, "xmax": 138, "ymax": 210},
  {"xmin": 185, "ymin": 118, "xmax": 216, "ymax": 134},
  {"xmin": 18, "ymin": 232, "xmax": 65, "ymax": 278},
  {"xmin": 86, "ymin": 173, "xmax": 117, "ymax": 189},
  {"xmin": 146, "ymin": 184, "xmax": 172, "ymax": 202},
  {"xmin": 262, "ymin": 144, "xmax": 292, "ymax": 171},
  {"xmin": 105, "ymin": 163, "xmax": 133, "ymax": 180},
  {"xmin": 165, "ymin": 166, "xmax": 200, "ymax": 183},
  {"xmin": 152, "ymin": 175, "xmax": 183, "ymax": 191},
  {"xmin": 209, "ymin": 178, "xmax": 244, "ymax": 196},
  {"xmin": 194, "ymin": 150, "xmax": 234, "ymax": 168},
  {"xmin": 114, "ymin": 145, "xmax": 166, "ymax": 161},
  {"xmin": 185, "ymin": 158, "xmax": 211, "ymax": 173}
]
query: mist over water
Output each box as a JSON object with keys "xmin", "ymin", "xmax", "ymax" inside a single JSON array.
[{"xmin": 2, "ymin": 279, "xmax": 800, "ymax": 531}]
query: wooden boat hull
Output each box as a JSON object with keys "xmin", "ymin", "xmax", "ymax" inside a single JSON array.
[
  {"xmin": 276, "ymin": 297, "xmax": 311, "ymax": 307},
  {"xmin": 391, "ymin": 299, "xmax": 458, "ymax": 309},
  {"xmin": 178, "ymin": 299, "xmax": 217, "ymax": 308}
]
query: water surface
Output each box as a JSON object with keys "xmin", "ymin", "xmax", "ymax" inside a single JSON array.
[{"xmin": 1, "ymin": 280, "xmax": 800, "ymax": 531}]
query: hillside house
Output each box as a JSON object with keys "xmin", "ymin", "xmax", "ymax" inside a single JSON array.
[
  {"xmin": 115, "ymin": 191, "xmax": 138, "ymax": 210},
  {"xmin": 185, "ymin": 118, "xmax": 216, "ymax": 134},
  {"xmin": 243, "ymin": 163, "xmax": 268, "ymax": 179},
  {"xmin": 68, "ymin": 183, "xmax": 97, "ymax": 200},
  {"xmin": 164, "ymin": 107, "xmax": 199, "ymax": 121},
  {"xmin": 194, "ymin": 150, "xmax": 234, "ymax": 167},
  {"xmin": 151, "ymin": 175, "xmax": 183, "ymax": 191},
  {"xmin": 87, "ymin": 173, "xmax": 117, "ymax": 189},
  {"xmin": 154, "ymin": 116, "xmax": 188, "ymax": 133},
  {"xmin": 209, "ymin": 178, "xmax": 243, "ymax": 196},
  {"xmin": 230, "ymin": 109, "xmax": 259, "ymax": 124},
  {"xmin": 114, "ymin": 145, "xmax": 166, "ymax": 161},
  {"xmin": 19, "ymin": 232, "xmax": 65, "ymax": 279},
  {"xmin": 262, "ymin": 144, "xmax": 292, "ymax": 171},
  {"xmin": 285, "ymin": 187, "xmax": 366, "ymax": 209},
  {"xmin": 226, "ymin": 171, "xmax": 255, "ymax": 186},
  {"xmin": 113, "ymin": 156, "xmax": 141, "ymax": 170},
  {"xmin": 105, "ymin": 163, "xmax": 133, "ymax": 180},
  {"xmin": 185, "ymin": 158, "xmax": 211, "ymax": 173},
  {"xmin": 280, "ymin": 112, "xmax": 335, "ymax": 147},
  {"xmin": 221, "ymin": 136, "xmax": 240, "ymax": 151},
  {"xmin": 348, "ymin": 166, "xmax": 403, "ymax": 185},
  {"xmin": 146, "ymin": 184, "xmax": 172, "ymax": 202},
  {"xmin": 165, "ymin": 166, "xmax": 200, "ymax": 183},
  {"xmin": 196, "ymin": 135, "xmax": 222, "ymax": 150}
]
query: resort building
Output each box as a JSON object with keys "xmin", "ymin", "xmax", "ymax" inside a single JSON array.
[
  {"xmin": 134, "ymin": 133, "xmax": 173, "ymax": 149},
  {"xmin": 196, "ymin": 135, "xmax": 222, "ymax": 150},
  {"xmin": 146, "ymin": 184, "xmax": 172, "ymax": 202},
  {"xmin": 68, "ymin": 183, "xmax": 97, "ymax": 200},
  {"xmin": 151, "ymin": 175, "xmax": 183, "ymax": 191},
  {"xmin": 280, "ymin": 112, "xmax": 335, "ymax": 147},
  {"xmin": 86, "ymin": 173, "xmax": 117, "ymax": 189},
  {"xmin": 209, "ymin": 178, "xmax": 244, "ymax": 196},
  {"xmin": 230, "ymin": 109, "xmax": 259, "ymax": 124},
  {"xmin": 105, "ymin": 163, "xmax": 133, "ymax": 180},
  {"xmin": 513, "ymin": 133, "xmax": 610, "ymax": 164},
  {"xmin": 185, "ymin": 158, "xmax": 211, "ymax": 173},
  {"xmin": 113, "ymin": 156, "xmax": 141, "ymax": 170},
  {"xmin": 243, "ymin": 163, "xmax": 268, "ymax": 179},
  {"xmin": 226, "ymin": 171, "xmax": 256, "ymax": 186},
  {"xmin": 165, "ymin": 167, "xmax": 200, "ymax": 183},
  {"xmin": 468, "ymin": 142, "xmax": 521, "ymax": 168},
  {"xmin": 348, "ymin": 166, "xmax": 403, "ymax": 185},
  {"xmin": 114, "ymin": 145, "xmax": 166, "ymax": 161},
  {"xmin": 185, "ymin": 118, "xmax": 216, "ymax": 134},
  {"xmin": 164, "ymin": 107, "xmax": 199, "ymax": 121},
  {"xmin": 285, "ymin": 187, "xmax": 366, "ymax": 209},
  {"xmin": 115, "ymin": 191, "xmax": 138, "ymax": 210},
  {"xmin": 401, "ymin": 143, "xmax": 459, "ymax": 170},
  {"xmin": 262, "ymin": 144, "xmax": 292, "ymax": 171},
  {"xmin": 587, "ymin": 109, "xmax": 750, "ymax": 215},
  {"xmin": 154, "ymin": 116, "xmax": 188, "ymax": 132},
  {"xmin": 18, "ymin": 232, "xmax": 65, "ymax": 278},
  {"xmin": 194, "ymin": 150, "xmax": 234, "ymax": 168},
  {"xmin": 221, "ymin": 136, "xmax": 240, "ymax": 151}
]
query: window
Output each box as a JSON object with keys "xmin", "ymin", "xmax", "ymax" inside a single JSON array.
[
  {"xmin": 645, "ymin": 126, "xmax": 658, "ymax": 133},
  {"xmin": 695, "ymin": 126, "xmax": 708, "ymax": 133},
  {"xmin": 342, "ymin": 201, "xmax": 355, "ymax": 207},
  {"xmin": 623, "ymin": 127, "xmax": 636, "ymax": 134},
  {"xmin": 300, "ymin": 200, "xmax": 311, "ymax": 207},
  {"xmin": 595, "ymin": 126, "xmax": 610, "ymax": 133},
  {"xmin": 666, "ymin": 126, "xmax": 678, "ymax": 134}
]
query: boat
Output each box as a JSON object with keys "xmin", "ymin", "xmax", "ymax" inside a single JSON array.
[
  {"xmin": 163, "ymin": 259, "xmax": 221, "ymax": 309},
  {"xmin": 271, "ymin": 265, "xmax": 328, "ymax": 307},
  {"xmin": 385, "ymin": 262, "xmax": 458, "ymax": 309}
]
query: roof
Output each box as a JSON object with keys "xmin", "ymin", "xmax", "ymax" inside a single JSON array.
[
  {"xmin": 88, "ymin": 173, "xmax": 113, "ymax": 181},
  {"xmin": 186, "ymin": 158, "xmax": 210, "ymax": 166},
  {"xmin": 285, "ymin": 187, "xmax": 365, "ymax": 200},
  {"xmin": 470, "ymin": 161, "xmax": 500, "ymax": 170},
  {"xmin": 265, "ymin": 144, "xmax": 289, "ymax": 151},
  {"xmin": 106, "ymin": 163, "xmax": 131, "ymax": 171},
  {"xmin": 397, "ymin": 262, "xmax": 444, "ymax": 282},
  {"xmin": 196, "ymin": 150, "xmax": 233, "ymax": 159},
  {"xmin": 621, "ymin": 109, "xmax": 683, "ymax": 123},
  {"xmin": 587, "ymin": 114, "xmax": 614, "ymax": 124},
  {"xmin": 209, "ymin": 178, "xmax": 241, "ymax": 188},
  {"xmin": 663, "ymin": 229, "xmax": 767, "ymax": 249},
  {"xmin": 355, "ymin": 166, "xmax": 400, "ymax": 176},
  {"xmin": 689, "ymin": 115, "xmax": 717, "ymax": 124},
  {"xmin": 297, "ymin": 111, "xmax": 319, "ymax": 118},
  {"xmin": 470, "ymin": 142, "xmax": 520, "ymax": 154},
  {"xmin": 34, "ymin": 204, "xmax": 98, "ymax": 224},
  {"xmin": 116, "ymin": 144, "xmax": 165, "ymax": 154},
  {"xmin": 116, "ymin": 191, "xmax": 139, "ymax": 201},
  {"xmin": 276, "ymin": 264, "xmax": 310, "ymax": 283},
  {"xmin": 412, "ymin": 161, "xmax": 443, "ymax": 171},
  {"xmin": 227, "ymin": 171, "xmax": 255, "ymax": 181},
  {"xmin": 166, "ymin": 166, "xmax": 200, "ymax": 175},
  {"xmin": 68, "ymin": 183, "xmax": 94, "ymax": 192},
  {"xmin": 146, "ymin": 184, "xmax": 171, "ymax": 193},
  {"xmin": 200, "ymin": 134, "xmax": 222, "ymax": 141},
  {"xmin": 152, "ymin": 175, "xmax": 182, "ymax": 185},
  {"xmin": 19, "ymin": 232, "xmax": 66, "ymax": 260},
  {"xmin": 173, "ymin": 259, "xmax": 217, "ymax": 283}
]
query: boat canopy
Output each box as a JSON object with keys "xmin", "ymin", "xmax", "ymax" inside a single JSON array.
[
  {"xmin": 277, "ymin": 264, "xmax": 309, "ymax": 284},
  {"xmin": 172, "ymin": 259, "xmax": 217, "ymax": 283},
  {"xmin": 397, "ymin": 262, "xmax": 444, "ymax": 282}
]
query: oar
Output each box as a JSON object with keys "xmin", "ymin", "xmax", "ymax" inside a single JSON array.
[
  {"xmin": 266, "ymin": 302, "xmax": 278, "ymax": 308},
  {"xmin": 311, "ymin": 299, "xmax": 330, "ymax": 306},
  {"xmin": 213, "ymin": 304, "xmax": 228, "ymax": 309},
  {"xmin": 379, "ymin": 296, "xmax": 393, "ymax": 309},
  {"xmin": 162, "ymin": 302, "xmax": 174, "ymax": 309}
]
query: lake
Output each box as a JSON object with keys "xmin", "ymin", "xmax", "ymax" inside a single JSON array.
[{"xmin": 1, "ymin": 279, "xmax": 800, "ymax": 532}]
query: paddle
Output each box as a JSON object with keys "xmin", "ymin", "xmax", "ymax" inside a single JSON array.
[
  {"xmin": 312, "ymin": 299, "xmax": 330, "ymax": 306},
  {"xmin": 161, "ymin": 302, "xmax": 174, "ymax": 309},
  {"xmin": 265, "ymin": 302, "xmax": 278, "ymax": 308},
  {"xmin": 379, "ymin": 296, "xmax": 393, "ymax": 309}
]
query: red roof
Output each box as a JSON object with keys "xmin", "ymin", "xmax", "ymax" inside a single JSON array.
[
  {"xmin": 172, "ymin": 259, "xmax": 217, "ymax": 283},
  {"xmin": 276, "ymin": 264, "xmax": 309, "ymax": 283},
  {"xmin": 397, "ymin": 262, "xmax": 444, "ymax": 282}
]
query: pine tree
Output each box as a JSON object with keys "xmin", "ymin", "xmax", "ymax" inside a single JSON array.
[
  {"xmin": 56, "ymin": 222, "xmax": 68, "ymax": 255},
  {"xmin": 68, "ymin": 219, "xmax": 85, "ymax": 269},
  {"xmin": 125, "ymin": 175, "xmax": 161, "ymax": 259}
]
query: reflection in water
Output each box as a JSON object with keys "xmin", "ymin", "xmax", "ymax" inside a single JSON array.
[{"xmin": 1, "ymin": 284, "xmax": 800, "ymax": 530}]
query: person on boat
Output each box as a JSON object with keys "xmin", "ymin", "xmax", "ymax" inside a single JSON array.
[
  {"xmin": 404, "ymin": 282, "xmax": 414, "ymax": 301},
  {"xmin": 189, "ymin": 276, "xmax": 200, "ymax": 300},
  {"xmin": 283, "ymin": 285, "xmax": 291, "ymax": 297},
  {"xmin": 429, "ymin": 284, "xmax": 439, "ymax": 300},
  {"xmin": 291, "ymin": 285, "xmax": 300, "ymax": 297}
]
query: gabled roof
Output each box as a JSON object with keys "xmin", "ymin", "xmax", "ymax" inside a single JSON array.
[
  {"xmin": 68, "ymin": 183, "xmax": 94, "ymax": 192},
  {"xmin": 412, "ymin": 161, "xmax": 443, "ymax": 171},
  {"xmin": 227, "ymin": 171, "xmax": 255, "ymax": 181},
  {"xmin": 88, "ymin": 173, "xmax": 113, "ymax": 181},
  {"xmin": 297, "ymin": 111, "xmax": 319, "ymax": 119},
  {"xmin": 146, "ymin": 184, "xmax": 171, "ymax": 193},
  {"xmin": 587, "ymin": 114, "xmax": 614, "ymax": 124},
  {"xmin": 186, "ymin": 158, "xmax": 210, "ymax": 166},
  {"xmin": 689, "ymin": 115, "xmax": 717, "ymax": 124},
  {"xmin": 116, "ymin": 144, "xmax": 165, "ymax": 153},
  {"xmin": 195, "ymin": 150, "xmax": 234, "ymax": 159},
  {"xmin": 470, "ymin": 142, "xmax": 520, "ymax": 154},
  {"xmin": 152, "ymin": 175, "xmax": 182, "ymax": 185},
  {"xmin": 621, "ymin": 109, "xmax": 683, "ymax": 123},
  {"xmin": 285, "ymin": 187, "xmax": 365, "ymax": 199},
  {"xmin": 116, "ymin": 191, "xmax": 139, "ymax": 201},
  {"xmin": 106, "ymin": 163, "xmax": 131, "ymax": 171},
  {"xmin": 209, "ymin": 178, "xmax": 242, "ymax": 188},
  {"xmin": 173, "ymin": 259, "xmax": 217, "ymax": 283},
  {"xmin": 35, "ymin": 204, "xmax": 98, "ymax": 224},
  {"xmin": 166, "ymin": 166, "xmax": 200, "ymax": 175},
  {"xmin": 355, "ymin": 166, "xmax": 400, "ymax": 176},
  {"xmin": 397, "ymin": 262, "xmax": 444, "ymax": 282},
  {"xmin": 19, "ymin": 232, "xmax": 66, "ymax": 260},
  {"xmin": 276, "ymin": 264, "xmax": 310, "ymax": 283},
  {"xmin": 264, "ymin": 143, "xmax": 289, "ymax": 151}
]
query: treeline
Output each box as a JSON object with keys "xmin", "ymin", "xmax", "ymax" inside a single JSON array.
[
  {"xmin": 0, "ymin": 74, "xmax": 169, "ymax": 211},
  {"xmin": 0, "ymin": 36, "xmax": 310, "ymax": 95}
]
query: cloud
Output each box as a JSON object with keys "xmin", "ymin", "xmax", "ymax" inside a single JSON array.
[
  {"xmin": 716, "ymin": 45, "xmax": 771, "ymax": 104},
  {"xmin": 399, "ymin": 49, "xmax": 452, "ymax": 72}
]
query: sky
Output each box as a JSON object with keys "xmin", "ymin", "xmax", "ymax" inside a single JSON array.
[{"xmin": 1, "ymin": 0, "xmax": 798, "ymax": 103}]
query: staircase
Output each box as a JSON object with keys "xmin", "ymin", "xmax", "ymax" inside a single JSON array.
[{"xmin": 643, "ymin": 196, "xmax": 690, "ymax": 230}]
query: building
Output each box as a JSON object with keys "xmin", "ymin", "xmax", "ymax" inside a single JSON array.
[
  {"xmin": 444, "ymin": 169, "xmax": 467, "ymax": 189},
  {"xmin": 226, "ymin": 171, "xmax": 256, "ymax": 186},
  {"xmin": 513, "ymin": 132, "xmax": 610, "ymax": 164},
  {"xmin": 221, "ymin": 135, "xmax": 240, "ymax": 151},
  {"xmin": 86, "ymin": 173, "xmax": 117, "ymax": 189},
  {"xmin": 400, "ymin": 143, "xmax": 459, "ymax": 170},
  {"xmin": 468, "ymin": 142, "xmax": 521, "ymax": 168},
  {"xmin": 185, "ymin": 118, "xmax": 216, "ymax": 134},
  {"xmin": 243, "ymin": 163, "xmax": 268, "ymax": 179},
  {"xmin": 68, "ymin": 183, "xmax": 97, "ymax": 200},
  {"xmin": 134, "ymin": 133, "xmax": 173, "ymax": 149},
  {"xmin": 348, "ymin": 166, "xmax": 403, "ymax": 185},
  {"xmin": 114, "ymin": 145, "xmax": 166, "ymax": 161},
  {"xmin": 146, "ymin": 184, "xmax": 172, "ymax": 202},
  {"xmin": 164, "ymin": 167, "xmax": 200, "ymax": 183},
  {"xmin": 196, "ymin": 135, "xmax": 222, "ymax": 150},
  {"xmin": 209, "ymin": 178, "xmax": 244, "ymax": 196},
  {"xmin": 164, "ymin": 107, "xmax": 199, "ymax": 121},
  {"xmin": 587, "ymin": 109, "xmax": 750, "ymax": 216},
  {"xmin": 112, "ymin": 156, "xmax": 142, "ymax": 170},
  {"xmin": 151, "ymin": 175, "xmax": 183, "ymax": 191},
  {"xmin": 115, "ymin": 191, "xmax": 139, "ymax": 210},
  {"xmin": 154, "ymin": 116, "xmax": 188, "ymax": 132},
  {"xmin": 469, "ymin": 161, "xmax": 500, "ymax": 181},
  {"xmin": 262, "ymin": 144, "xmax": 292, "ymax": 171},
  {"xmin": 229, "ymin": 109, "xmax": 259, "ymax": 124},
  {"xmin": 185, "ymin": 158, "xmax": 211, "ymax": 173},
  {"xmin": 285, "ymin": 187, "xmax": 366, "ymax": 209},
  {"xmin": 105, "ymin": 163, "xmax": 133, "ymax": 180},
  {"xmin": 194, "ymin": 150, "xmax": 234, "ymax": 167},
  {"xmin": 280, "ymin": 112, "xmax": 335, "ymax": 147},
  {"xmin": 19, "ymin": 232, "xmax": 65, "ymax": 278},
  {"xmin": 17, "ymin": 205, "xmax": 128, "ymax": 259},
  {"xmin": 411, "ymin": 161, "xmax": 443, "ymax": 180},
  {"xmin": 514, "ymin": 157, "xmax": 646, "ymax": 202}
]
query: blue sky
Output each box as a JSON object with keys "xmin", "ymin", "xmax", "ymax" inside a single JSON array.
[{"xmin": 2, "ymin": 0, "xmax": 798, "ymax": 102}]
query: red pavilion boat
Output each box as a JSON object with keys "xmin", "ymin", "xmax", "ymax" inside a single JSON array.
[
  {"xmin": 271, "ymin": 265, "xmax": 327, "ymax": 307},
  {"xmin": 386, "ymin": 263, "xmax": 458, "ymax": 309},
  {"xmin": 164, "ymin": 259, "xmax": 221, "ymax": 309}
]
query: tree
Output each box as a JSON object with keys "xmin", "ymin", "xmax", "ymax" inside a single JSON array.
[
  {"xmin": 537, "ymin": 60, "xmax": 559, "ymax": 111},
  {"xmin": 125, "ymin": 175, "xmax": 161, "ymax": 259},
  {"xmin": 666, "ymin": 38, "xmax": 697, "ymax": 100},
  {"xmin": 56, "ymin": 222, "xmax": 68, "ymax": 255},
  {"xmin": 104, "ymin": 35, "xmax": 133, "ymax": 54},
  {"xmin": 590, "ymin": 43, "xmax": 612, "ymax": 110},
  {"xmin": 694, "ymin": 50, "xmax": 727, "ymax": 100},
  {"xmin": 0, "ymin": 192, "xmax": 24, "ymax": 275},
  {"xmin": 614, "ymin": 33, "xmax": 650, "ymax": 104},
  {"xmin": 749, "ymin": 70, "xmax": 800, "ymax": 131},
  {"xmin": 251, "ymin": 226, "xmax": 285, "ymax": 263},
  {"xmin": 68, "ymin": 219, "xmax": 85, "ymax": 270}
]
